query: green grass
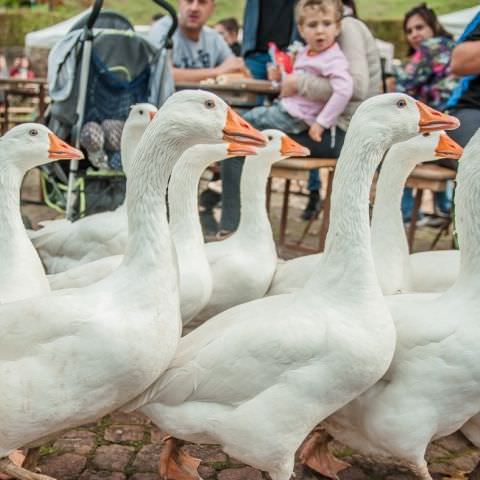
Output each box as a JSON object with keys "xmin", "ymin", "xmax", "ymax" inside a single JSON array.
[
  {"xmin": 356, "ymin": 0, "xmax": 478, "ymax": 20},
  {"xmin": 29, "ymin": 0, "xmax": 479, "ymax": 24}
]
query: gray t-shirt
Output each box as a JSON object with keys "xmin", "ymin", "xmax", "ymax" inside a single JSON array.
[{"xmin": 149, "ymin": 17, "xmax": 233, "ymax": 69}]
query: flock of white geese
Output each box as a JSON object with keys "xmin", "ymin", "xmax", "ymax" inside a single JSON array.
[{"xmin": 1, "ymin": 89, "xmax": 479, "ymax": 480}]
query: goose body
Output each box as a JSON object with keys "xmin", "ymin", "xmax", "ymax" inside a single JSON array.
[
  {"xmin": 190, "ymin": 130, "xmax": 309, "ymax": 328},
  {"xmin": 0, "ymin": 124, "xmax": 83, "ymax": 303},
  {"xmin": 0, "ymin": 91, "xmax": 266, "ymax": 471},
  {"xmin": 319, "ymin": 129, "xmax": 480, "ymax": 480},
  {"xmin": 268, "ymin": 132, "xmax": 462, "ymax": 296},
  {"xmin": 29, "ymin": 104, "xmax": 158, "ymax": 274},
  {"xmin": 125, "ymin": 95, "xmax": 455, "ymax": 480},
  {"xmin": 47, "ymin": 143, "xmax": 256, "ymax": 322}
]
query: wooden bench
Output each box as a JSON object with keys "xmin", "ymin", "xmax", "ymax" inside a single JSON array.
[
  {"xmin": 267, "ymin": 157, "xmax": 337, "ymax": 253},
  {"xmin": 405, "ymin": 163, "xmax": 456, "ymax": 251}
]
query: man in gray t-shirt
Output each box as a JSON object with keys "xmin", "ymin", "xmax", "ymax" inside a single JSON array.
[{"xmin": 149, "ymin": 0, "xmax": 245, "ymax": 82}]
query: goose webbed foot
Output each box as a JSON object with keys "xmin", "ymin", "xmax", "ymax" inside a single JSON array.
[
  {"xmin": 0, "ymin": 457, "xmax": 55, "ymax": 480},
  {"xmin": 298, "ymin": 427, "xmax": 350, "ymax": 480},
  {"xmin": 158, "ymin": 435, "xmax": 202, "ymax": 480}
]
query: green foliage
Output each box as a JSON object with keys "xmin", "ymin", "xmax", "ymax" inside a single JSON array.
[{"xmin": 0, "ymin": 0, "xmax": 477, "ymax": 50}]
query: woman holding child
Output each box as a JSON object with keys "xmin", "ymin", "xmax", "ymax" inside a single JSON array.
[{"xmin": 219, "ymin": 0, "xmax": 382, "ymax": 235}]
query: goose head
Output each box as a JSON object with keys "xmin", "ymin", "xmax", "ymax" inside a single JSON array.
[
  {"xmin": 121, "ymin": 103, "xmax": 158, "ymax": 175},
  {"xmin": 153, "ymin": 90, "xmax": 267, "ymax": 149},
  {"xmin": 387, "ymin": 130, "xmax": 463, "ymax": 171},
  {"xmin": 260, "ymin": 129, "xmax": 310, "ymax": 165},
  {"xmin": 349, "ymin": 93, "xmax": 460, "ymax": 146},
  {"xmin": 0, "ymin": 123, "xmax": 83, "ymax": 172}
]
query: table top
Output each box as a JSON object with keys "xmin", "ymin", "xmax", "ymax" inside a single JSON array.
[{"xmin": 176, "ymin": 78, "xmax": 280, "ymax": 95}]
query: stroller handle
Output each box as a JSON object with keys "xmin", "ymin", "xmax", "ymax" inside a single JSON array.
[
  {"xmin": 152, "ymin": 0, "xmax": 178, "ymax": 41},
  {"xmin": 86, "ymin": 0, "xmax": 104, "ymax": 30}
]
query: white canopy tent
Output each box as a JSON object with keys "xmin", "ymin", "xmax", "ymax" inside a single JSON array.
[
  {"xmin": 439, "ymin": 5, "xmax": 480, "ymax": 38},
  {"xmin": 25, "ymin": 9, "xmax": 148, "ymax": 50}
]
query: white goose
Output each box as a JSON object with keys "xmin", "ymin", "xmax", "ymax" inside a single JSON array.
[
  {"xmin": 49, "ymin": 130, "xmax": 308, "ymax": 327},
  {"xmin": 47, "ymin": 143, "xmax": 258, "ymax": 323},
  {"xmin": 267, "ymin": 132, "xmax": 462, "ymax": 296},
  {"xmin": 188, "ymin": 129, "xmax": 309, "ymax": 328},
  {"xmin": 124, "ymin": 94, "xmax": 457, "ymax": 480},
  {"xmin": 29, "ymin": 104, "xmax": 158, "ymax": 274},
  {"xmin": 306, "ymin": 127, "xmax": 480, "ymax": 480},
  {"xmin": 0, "ymin": 90, "xmax": 266, "ymax": 480},
  {"xmin": 0, "ymin": 123, "xmax": 83, "ymax": 303}
]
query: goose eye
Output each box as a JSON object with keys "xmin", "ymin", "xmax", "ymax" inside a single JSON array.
[
  {"xmin": 139, "ymin": 110, "xmax": 144, "ymax": 115},
  {"xmin": 29, "ymin": 129, "xmax": 38, "ymax": 136},
  {"xmin": 267, "ymin": 135, "xmax": 273, "ymax": 141},
  {"xmin": 422, "ymin": 132, "xmax": 431, "ymax": 137},
  {"xmin": 204, "ymin": 99, "xmax": 216, "ymax": 109},
  {"xmin": 396, "ymin": 99, "xmax": 407, "ymax": 109}
]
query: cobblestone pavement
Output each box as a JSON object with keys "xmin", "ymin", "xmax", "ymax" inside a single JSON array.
[
  {"xmin": 19, "ymin": 171, "xmax": 469, "ymax": 480},
  {"xmin": 32, "ymin": 411, "xmax": 480, "ymax": 480}
]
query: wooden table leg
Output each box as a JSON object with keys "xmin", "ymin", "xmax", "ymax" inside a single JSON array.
[
  {"xmin": 318, "ymin": 168, "xmax": 334, "ymax": 251},
  {"xmin": 408, "ymin": 188, "xmax": 424, "ymax": 252},
  {"xmin": 266, "ymin": 176, "xmax": 272, "ymax": 213},
  {"xmin": 279, "ymin": 178, "xmax": 291, "ymax": 246}
]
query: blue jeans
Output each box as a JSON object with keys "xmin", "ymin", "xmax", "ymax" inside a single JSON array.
[
  {"xmin": 220, "ymin": 103, "xmax": 308, "ymax": 231},
  {"xmin": 401, "ymin": 186, "xmax": 451, "ymax": 222},
  {"xmin": 245, "ymin": 52, "xmax": 271, "ymax": 80}
]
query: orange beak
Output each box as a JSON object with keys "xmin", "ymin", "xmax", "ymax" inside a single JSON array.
[
  {"xmin": 48, "ymin": 133, "xmax": 84, "ymax": 160},
  {"xmin": 148, "ymin": 111, "xmax": 156, "ymax": 120},
  {"xmin": 416, "ymin": 101, "xmax": 460, "ymax": 132},
  {"xmin": 226, "ymin": 142, "xmax": 258, "ymax": 157},
  {"xmin": 280, "ymin": 135, "xmax": 310, "ymax": 157},
  {"xmin": 223, "ymin": 108, "xmax": 267, "ymax": 147},
  {"xmin": 435, "ymin": 133, "xmax": 463, "ymax": 160}
]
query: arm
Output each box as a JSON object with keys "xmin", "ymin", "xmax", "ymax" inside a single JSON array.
[
  {"xmin": 315, "ymin": 55, "xmax": 354, "ymax": 129},
  {"xmin": 450, "ymin": 41, "xmax": 480, "ymax": 76}
]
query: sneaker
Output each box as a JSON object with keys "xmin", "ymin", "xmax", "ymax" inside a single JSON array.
[
  {"xmin": 301, "ymin": 190, "xmax": 321, "ymax": 221},
  {"xmin": 404, "ymin": 216, "xmax": 429, "ymax": 228},
  {"xmin": 425, "ymin": 214, "xmax": 450, "ymax": 228}
]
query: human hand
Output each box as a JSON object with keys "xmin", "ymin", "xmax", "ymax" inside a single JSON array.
[
  {"xmin": 267, "ymin": 64, "xmax": 282, "ymax": 82},
  {"xmin": 308, "ymin": 123, "xmax": 324, "ymax": 142},
  {"xmin": 216, "ymin": 57, "xmax": 246, "ymax": 75},
  {"xmin": 280, "ymin": 74, "xmax": 298, "ymax": 97}
]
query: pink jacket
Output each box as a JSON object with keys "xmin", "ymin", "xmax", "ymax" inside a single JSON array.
[{"xmin": 281, "ymin": 43, "xmax": 353, "ymax": 128}]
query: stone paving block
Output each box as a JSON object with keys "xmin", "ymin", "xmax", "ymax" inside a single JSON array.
[
  {"xmin": 435, "ymin": 432, "xmax": 473, "ymax": 453},
  {"xmin": 104, "ymin": 425, "xmax": 146, "ymax": 443},
  {"xmin": 110, "ymin": 412, "xmax": 151, "ymax": 426},
  {"xmin": 39, "ymin": 453, "xmax": 87, "ymax": 480},
  {"xmin": 132, "ymin": 444, "xmax": 163, "ymax": 472},
  {"xmin": 79, "ymin": 470, "xmax": 126, "ymax": 480},
  {"xmin": 338, "ymin": 466, "xmax": 369, "ymax": 480},
  {"xmin": 93, "ymin": 445, "xmax": 135, "ymax": 471},
  {"xmin": 199, "ymin": 465, "xmax": 218, "ymax": 479},
  {"xmin": 217, "ymin": 466, "xmax": 263, "ymax": 480},
  {"xmin": 53, "ymin": 430, "xmax": 97, "ymax": 455},
  {"xmin": 182, "ymin": 444, "xmax": 228, "ymax": 463},
  {"xmin": 130, "ymin": 474, "xmax": 159, "ymax": 480}
]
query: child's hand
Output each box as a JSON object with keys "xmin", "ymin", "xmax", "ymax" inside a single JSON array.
[
  {"xmin": 309, "ymin": 123, "xmax": 324, "ymax": 142},
  {"xmin": 280, "ymin": 74, "xmax": 298, "ymax": 97},
  {"xmin": 267, "ymin": 64, "xmax": 282, "ymax": 82}
]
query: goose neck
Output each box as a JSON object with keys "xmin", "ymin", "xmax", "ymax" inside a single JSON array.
[
  {"xmin": 169, "ymin": 154, "xmax": 209, "ymax": 249},
  {"xmin": 121, "ymin": 128, "xmax": 188, "ymax": 273},
  {"xmin": 454, "ymin": 157, "xmax": 480, "ymax": 285},
  {"xmin": 371, "ymin": 150, "xmax": 416, "ymax": 287},
  {"xmin": 307, "ymin": 132, "xmax": 390, "ymax": 293},
  {"xmin": 235, "ymin": 155, "xmax": 273, "ymax": 239}
]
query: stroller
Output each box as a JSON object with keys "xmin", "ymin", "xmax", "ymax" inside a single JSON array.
[{"xmin": 42, "ymin": 0, "xmax": 177, "ymax": 220}]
